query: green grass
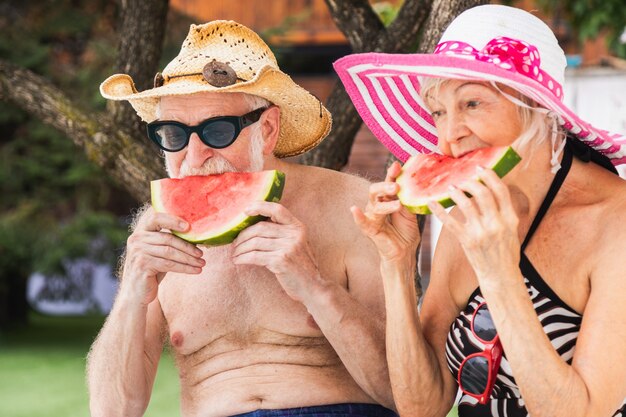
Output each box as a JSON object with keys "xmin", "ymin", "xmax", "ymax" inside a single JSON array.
[
  {"xmin": 0, "ymin": 312, "xmax": 458, "ymax": 417},
  {"xmin": 0, "ymin": 312, "xmax": 179, "ymax": 417}
]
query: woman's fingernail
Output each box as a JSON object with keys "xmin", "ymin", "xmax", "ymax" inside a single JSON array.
[
  {"xmin": 386, "ymin": 184, "xmax": 396, "ymax": 192},
  {"xmin": 476, "ymin": 165, "xmax": 485, "ymax": 172},
  {"xmin": 179, "ymin": 221, "xmax": 188, "ymax": 229}
]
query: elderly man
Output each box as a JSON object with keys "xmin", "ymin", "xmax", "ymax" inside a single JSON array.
[{"xmin": 87, "ymin": 21, "xmax": 396, "ymax": 417}]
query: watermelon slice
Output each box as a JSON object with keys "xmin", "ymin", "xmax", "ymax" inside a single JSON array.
[
  {"xmin": 151, "ymin": 170, "xmax": 285, "ymax": 245},
  {"xmin": 396, "ymin": 146, "xmax": 521, "ymax": 214}
]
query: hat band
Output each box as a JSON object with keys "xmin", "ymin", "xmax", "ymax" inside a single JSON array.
[
  {"xmin": 154, "ymin": 60, "xmax": 248, "ymax": 88},
  {"xmin": 434, "ymin": 36, "xmax": 563, "ymax": 101}
]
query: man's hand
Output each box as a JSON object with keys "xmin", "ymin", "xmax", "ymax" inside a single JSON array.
[
  {"xmin": 231, "ymin": 202, "xmax": 322, "ymax": 303},
  {"xmin": 121, "ymin": 207, "xmax": 206, "ymax": 305}
]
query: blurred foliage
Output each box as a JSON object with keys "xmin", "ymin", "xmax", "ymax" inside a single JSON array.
[
  {"xmin": 0, "ymin": 0, "xmax": 117, "ymax": 110},
  {"xmin": 537, "ymin": 0, "xmax": 626, "ymax": 58},
  {"xmin": 504, "ymin": 0, "xmax": 626, "ymax": 58},
  {"xmin": 261, "ymin": 8, "xmax": 314, "ymax": 42},
  {"xmin": 33, "ymin": 212, "xmax": 129, "ymax": 276},
  {"xmin": 0, "ymin": 0, "xmax": 135, "ymax": 323},
  {"xmin": 372, "ymin": 1, "xmax": 402, "ymax": 27},
  {"xmin": 0, "ymin": 216, "xmax": 37, "ymax": 293},
  {"xmin": 258, "ymin": 9, "xmax": 318, "ymax": 69}
]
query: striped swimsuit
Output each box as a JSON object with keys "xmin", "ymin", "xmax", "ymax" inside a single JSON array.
[{"xmin": 445, "ymin": 141, "xmax": 625, "ymax": 417}]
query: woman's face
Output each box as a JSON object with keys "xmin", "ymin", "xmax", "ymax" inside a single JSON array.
[{"xmin": 425, "ymin": 80, "xmax": 523, "ymax": 157}]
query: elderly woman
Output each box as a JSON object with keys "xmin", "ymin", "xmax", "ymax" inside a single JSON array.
[{"xmin": 335, "ymin": 4, "xmax": 626, "ymax": 417}]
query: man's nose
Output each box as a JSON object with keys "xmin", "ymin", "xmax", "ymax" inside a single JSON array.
[{"xmin": 185, "ymin": 133, "xmax": 214, "ymax": 168}]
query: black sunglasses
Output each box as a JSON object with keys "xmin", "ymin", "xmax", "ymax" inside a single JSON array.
[{"xmin": 147, "ymin": 107, "xmax": 266, "ymax": 152}]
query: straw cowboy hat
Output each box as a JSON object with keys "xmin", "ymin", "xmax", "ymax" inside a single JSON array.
[
  {"xmin": 334, "ymin": 4, "xmax": 626, "ymax": 165},
  {"xmin": 100, "ymin": 20, "xmax": 332, "ymax": 158}
]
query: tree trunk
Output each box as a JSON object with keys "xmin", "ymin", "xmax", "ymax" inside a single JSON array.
[
  {"xmin": 108, "ymin": 0, "xmax": 169, "ymax": 137},
  {"xmin": 418, "ymin": 0, "xmax": 490, "ymax": 53},
  {"xmin": 300, "ymin": 0, "xmax": 432, "ymax": 170},
  {"xmin": 296, "ymin": 81, "xmax": 363, "ymax": 169}
]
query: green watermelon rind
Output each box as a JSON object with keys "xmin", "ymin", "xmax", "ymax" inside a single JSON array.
[
  {"xmin": 398, "ymin": 147, "xmax": 522, "ymax": 215},
  {"xmin": 151, "ymin": 171, "xmax": 285, "ymax": 246}
]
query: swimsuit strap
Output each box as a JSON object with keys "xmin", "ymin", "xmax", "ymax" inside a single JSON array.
[
  {"xmin": 521, "ymin": 140, "xmax": 574, "ymax": 251},
  {"xmin": 568, "ymin": 134, "xmax": 618, "ymax": 175}
]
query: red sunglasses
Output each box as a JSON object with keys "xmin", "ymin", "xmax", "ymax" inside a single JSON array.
[{"xmin": 457, "ymin": 302, "xmax": 503, "ymax": 404}]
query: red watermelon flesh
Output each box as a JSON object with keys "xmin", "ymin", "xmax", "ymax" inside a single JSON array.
[
  {"xmin": 396, "ymin": 146, "xmax": 521, "ymax": 214},
  {"xmin": 151, "ymin": 170, "xmax": 285, "ymax": 245}
]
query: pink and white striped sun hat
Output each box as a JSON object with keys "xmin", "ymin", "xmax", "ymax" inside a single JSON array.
[{"xmin": 334, "ymin": 4, "xmax": 626, "ymax": 165}]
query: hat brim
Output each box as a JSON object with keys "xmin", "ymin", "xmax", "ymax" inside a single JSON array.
[
  {"xmin": 334, "ymin": 53, "xmax": 626, "ymax": 165},
  {"xmin": 100, "ymin": 66, "xmax": 331, "ymax": 158}
]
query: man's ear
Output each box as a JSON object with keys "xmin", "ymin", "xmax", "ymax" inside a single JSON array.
[{"xmin": 260, "ymin": 105, "xmax": 280, "ymax": 155}]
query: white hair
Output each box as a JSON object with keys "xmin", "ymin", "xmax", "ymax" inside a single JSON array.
[
  {"xmin": 242, "ymin": 93, "xmax": 271, "ymax": 172},
  {"xmin": 241, "ymin": 93, "xmax": 271, "ymax": 112},
  {"xmin": 491, "ymin": 83, "xmax": 565, "ymax": 172},
  {"xmin": 246, "ymin": 121, "xmax": 265, "ymax": 172}
]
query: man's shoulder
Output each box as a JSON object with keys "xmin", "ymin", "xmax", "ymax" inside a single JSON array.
[
  {"xmin": 285, "ymin": 164, "xmax": 371, "ymax": 231},
  {"xmin": 295, "ymin": 164, "xmax": 372, "ymax": 195}
]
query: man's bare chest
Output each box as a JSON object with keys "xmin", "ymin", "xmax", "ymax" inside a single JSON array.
[{"xmin": 157, "ymin": 246, "xmax": 336, "ymax": 356}]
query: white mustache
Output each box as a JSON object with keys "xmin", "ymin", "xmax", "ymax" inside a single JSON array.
[{"xmin": 178, "ymin": 157, "xmax": 237, "ymax": 177}]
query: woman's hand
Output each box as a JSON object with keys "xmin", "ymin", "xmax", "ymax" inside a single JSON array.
[
  {"xmin": 427, "ymin": 167, "xmax": 521, "ymax": 284},
  {"xmin": 352, "ymin": 161, "xmax": 421, "ymax": 262}
]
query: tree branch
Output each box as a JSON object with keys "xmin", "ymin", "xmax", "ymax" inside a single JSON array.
[
  {"xmin": 381, "ymin": 0, "xmax": 433, "ymax": 52},
  {"xmin": 0, "ymin": 59, "xmax": 165, "ymax": 202},
  {"xmin": 417, "ymin": 0, "xmax": 490, "ymax": 53},
  {"xmin": 324, "ymin": 0, "xmax": 385, "ymax": 53},
  {"xmin": 116, "ymin": 0, "xmax": 169, "ymax": 91}
]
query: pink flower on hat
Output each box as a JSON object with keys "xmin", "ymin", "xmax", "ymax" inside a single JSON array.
[{"xmin": 435, "ymin": 37, "xmax": 563, "ymax": 101}]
